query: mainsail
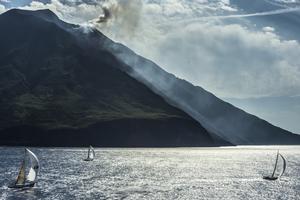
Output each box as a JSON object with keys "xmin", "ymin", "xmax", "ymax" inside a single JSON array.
[{"xmin": 15, "ymin": 159, "xmax": 26, "ymax": 185}]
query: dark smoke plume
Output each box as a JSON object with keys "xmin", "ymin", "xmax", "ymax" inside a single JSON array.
[
  {"xmin": 98, "ymin": 7, "xmax": 111, "ymax": 23},
  {"xmin": 92, "ymin": 0, "xmax": 143, "ymax": 39}
]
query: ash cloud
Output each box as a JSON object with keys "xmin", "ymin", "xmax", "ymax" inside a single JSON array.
[
  {"xmin": 92, "ymin": 0, "xmax": 143, "ymax": 39},
  {"xmin": 97, "ymin": 6, "xmax": 111, "ymax": 23}
]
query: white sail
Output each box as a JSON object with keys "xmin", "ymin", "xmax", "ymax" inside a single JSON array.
[
  {"xmin": 89, "ymin": 146, "xmax": 95, "ymax": 160},
  {"xmin": 278, "ymin": 153, "xmax": 287, "ymax": 178},
  {"xmin": 26, "ymin": 148, "xmax": 40, "ymax": 183}
]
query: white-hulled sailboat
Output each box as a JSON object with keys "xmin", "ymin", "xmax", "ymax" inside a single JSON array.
[
  {"xmin": 83, "ymin": 145, "xmax": 95, "ymax": 161},
  {"xmin": 9, "ymin": 148, "xmax": 40, "ymax": 188},
  {"xmin": 263, "ymin": 150, "xmax": 286, "ymax": 181}
]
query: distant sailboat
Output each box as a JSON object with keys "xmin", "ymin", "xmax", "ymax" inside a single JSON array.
[
  {"xmin": 83, "ymin": 145, "xmax": 95, "ymax": 161},
  {"xmin": 9, "ymin": 148, "xmax": 40, "ymax": 188},
  {"xmin": 263, "ymin": 150, "xmax": 286, "ymax": 180}
]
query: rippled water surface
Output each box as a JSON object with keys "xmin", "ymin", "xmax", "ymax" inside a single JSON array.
[{"xmin": 0, "ymin": 146, "xmax": 299, "ymax": 200}]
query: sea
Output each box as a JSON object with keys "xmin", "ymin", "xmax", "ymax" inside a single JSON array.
[{"xmin": 0, "ymin": 146, "xmax": 299, "ymax": 200}]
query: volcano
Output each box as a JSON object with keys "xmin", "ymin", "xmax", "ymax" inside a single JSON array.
[
  {"xmin": 0, "ymin": 9, "xmax": 227, "ymax": 147},
  {"xmin": 0, "ymin": 9, "xmax": 299, "ymax": 146}
]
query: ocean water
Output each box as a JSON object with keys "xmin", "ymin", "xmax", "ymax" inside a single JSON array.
[{"xmin": 0, "ymin": 146, "xmax": 299, "ymax": 200}]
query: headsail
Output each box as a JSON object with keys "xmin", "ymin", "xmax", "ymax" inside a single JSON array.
[
  {"xmin": 89, "ymin": 146, "xmax": 95, "ymax": 160},
  {"xmin": 271, "ymin": 150, "xmax": 279, "ymax": 178},
  {"xmin": 26, "ymin": 148, "xmax": 40, "ymax": 183},
  {"xmin": 278, "ymin": 153, "xmax": 286, "ymax": 178}
]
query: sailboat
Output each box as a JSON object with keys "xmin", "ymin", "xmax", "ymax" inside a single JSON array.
[
  {"xmin": 263, "ymin": 150, "xmax": 286, "ymax": 180},
  {"xmin": 9, "ymin": 148, "xmax": 40, "ymax": 188},
  {"xmin": 83, "ymin": 145, "xmax": 95, "ymax": 161}
]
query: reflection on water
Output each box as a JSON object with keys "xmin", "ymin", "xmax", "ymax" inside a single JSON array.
[{"xmin": 0, "ymin": 146, "xmax": 300, "ymax": 199}]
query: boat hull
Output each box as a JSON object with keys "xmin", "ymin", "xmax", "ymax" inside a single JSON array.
[
  {"xmin": 8, "ymin": 182, "xmax": 35, "ymax": 188},
  {"xmin": 263, "ymin": 176, "xmax": 278, "ymax": 181},
  {"xmin": 83, "ymin": 158, "xmax": 93, "ymax": 161}
]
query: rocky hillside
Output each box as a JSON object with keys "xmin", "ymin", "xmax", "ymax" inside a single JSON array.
[{"xmin": 0, "ymin": 9, "xmax": 227, "ymax": 147}]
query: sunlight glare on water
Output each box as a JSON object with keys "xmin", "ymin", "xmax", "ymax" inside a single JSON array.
[{"xmin": 0, "ymin": 146, "xmax": 299, "ymax": 200}]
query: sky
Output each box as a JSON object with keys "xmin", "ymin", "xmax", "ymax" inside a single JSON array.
[{"xmin": 0, "ymin": 0, "xmax": 300, "ymax": 133}]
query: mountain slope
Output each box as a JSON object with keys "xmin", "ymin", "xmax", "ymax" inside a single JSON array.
[
  {"xmin": 106, "ymin": 30, "xmax": 300, "ymax": 145},
  {"xmin": 0, "ymin": 9, "xmax": 226, "ymax": 147}
]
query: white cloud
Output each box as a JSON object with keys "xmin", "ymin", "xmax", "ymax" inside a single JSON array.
[
  {"xmin": 0, "ymin": 4, "xmax": 6, "ymax": 14},
  {"xmin": 150, "ymin": 23, "xmax": 300, "ymax": 98},
  {"xmin": 20, "ymin": 0, "xmax": 102, "ymax": 23},
  {"xmin": 262, "ymin": 26, "xmax": 275, "ymax": 32},
  {"xmin": 274, "ymin": 0, "xmax": 300, "ymax": 3}
]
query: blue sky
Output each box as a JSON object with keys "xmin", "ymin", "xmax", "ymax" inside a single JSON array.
[{"xmin": 0, "ymin": 0, "xmax": 300, "ymax": 133}]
